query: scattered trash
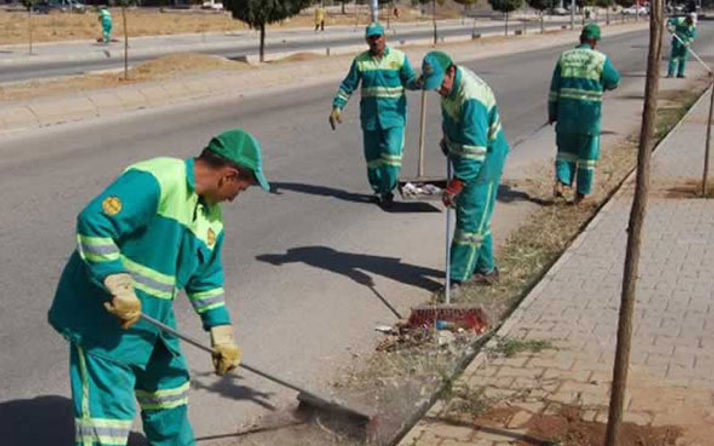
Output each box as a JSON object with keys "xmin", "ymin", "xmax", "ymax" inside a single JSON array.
[
  {"xmin": 375, "ymin": 325, "xmax": 398, "ymax": 335},
  {"xmin": 400, "ymin": 181, "xmax": 443, "ymax": 198},
  {"xmin": 437, "ymin": 330, "xmax": 456, "ymax": 347},
  {"xmin": 408, "ymin": 305, "xmax": 489, "ymax": 334}
]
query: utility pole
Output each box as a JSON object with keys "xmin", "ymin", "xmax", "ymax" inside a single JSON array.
[
  {"xmin": 570, "ymin": 0, "xmax": 575, "ymax": 29},
  {"xmin": 371, "ymin": 0, "xmax": 378, "ymax": 22}
]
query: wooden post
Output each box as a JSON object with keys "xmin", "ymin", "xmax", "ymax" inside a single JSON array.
[
  {"xmin": 703, "ymin": 83, "xmax": 714, "ymax": 197},
  {"xmin": 604, "ymin": 0, "xmax": 663, "ymax": 445}
]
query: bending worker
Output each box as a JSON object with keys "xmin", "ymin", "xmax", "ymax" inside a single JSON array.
[
  {"xmin": 330, "ymin": 22, "xmax": 420, "ymax": 208},
  {"xmin": 48, "ymin": 129, "xmax": 270, "ymax": 446},
  {"xmin": 549, "ymin": 23, "xmax": 619, "ymax": 203},
  {"xmin": 421, "ymin": 51, "xmax": 509, "ymax": 294},
  {"xmin": 667, "ymin": 13, "xmax": 697, "ymax": 78},
  {"xmin": 99, "ymin": 7, "xmax": 112, "ymax": 44}
]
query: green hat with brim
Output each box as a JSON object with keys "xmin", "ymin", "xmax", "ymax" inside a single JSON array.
[
  {"xmin": 366, "ymin": 22, "xmax": 384, "ymax": 37},
  {"xmin": 581, "ymin": 23, "xmax": 601, "ymax": 41},
  {"xmin": 421, "ymin": 51, "xmax": 453, "ymax": 91},
  {"xmin": 206, "ymin": 129, "xmax": 270, "ymax": 192}
]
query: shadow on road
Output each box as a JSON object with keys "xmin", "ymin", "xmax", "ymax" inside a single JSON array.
[
  {"xmin": 498, "ymin": 184, "xmax": 553, "ymax": 206},
  {"xmin": 269, "ymin": 181, "xmax": 442, "ymax": 213},
  {"xmin": 191, "ymin": 371, "xmax": 278, "ymax": 411},
  {"xmin": 257, "ymin": 245, "xmax": 443, "ymax": 294},
  {"xmin": 0, "ymin": 395, "xmax": 147, "ymax": 446}
]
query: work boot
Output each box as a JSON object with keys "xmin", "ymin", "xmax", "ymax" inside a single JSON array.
[
  {"xmin": 380, "ymin": 192, "xmax": 395, "ymax": 209},
  {"xmin": 574, "ymin": 192, "xmax": 587, "ymax": 205},
  {"xmin": 553, "ymin": 181, "xmax": 566, "ymax": 199},
  {"xmin": 677, "ymin": 74, "xmax": 686, "ymax": 78},
  {"xmin": 470, "ymin": 267, "xmax": 500, "ymax": 286}
]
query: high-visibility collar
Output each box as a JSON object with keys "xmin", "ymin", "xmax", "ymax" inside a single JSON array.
[
  {"xmin": 448, "ymin": 65, "xmax": 462, "ymax": 100},
  {"xmin": 185, "ymin": 159, "xmax": 196, "ymax": 193},
  {"xmin": 369, "ymin": 46, "xmax": 391, "ymax": 61}
]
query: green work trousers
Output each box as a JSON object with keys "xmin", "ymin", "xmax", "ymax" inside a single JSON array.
[
  {"xmin": 362, "ymin": 126, "xmax": 404, "ymax": 194},
  {"xmin": 555, "ymin": 132, "xmax": 600, "ymax": 196},
  {"xmin": 70, "ymin": 341, "xmax": 195, "ymax": 446},
  {"xmin": 102, "ymin": 21, "xmax": 112, "ymax": 43},
  {"xmin": 668, "ymin": 40, "xmax": 689, "ymax": 77},
  {"xmin": 450, "ymin": 178, "xmax": 500, "ymax": 283}
]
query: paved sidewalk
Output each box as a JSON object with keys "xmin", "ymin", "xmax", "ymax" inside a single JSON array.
[{"xmin": 399, "ymin": 88, "xmax": 714, "ymax": 446}]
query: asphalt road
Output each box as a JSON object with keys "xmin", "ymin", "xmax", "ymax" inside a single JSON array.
[
  {"xmin": 0, "ymin": 17, "xmax": 591, "ymax": 83},
  {"xmin": 1, "ymin": 25, "xmax": 712, "ymax": 445}
]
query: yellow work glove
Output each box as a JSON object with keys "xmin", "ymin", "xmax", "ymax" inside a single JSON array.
[
  {"xmin": 210, "ymin": 325, "xmax": 241, "ymax": 376},
  {"xmin": 103, "ymin": 274, "xmax": 141, "ymax": 330},
  {"xmin": 328, "ymin": 107, "xmax": 342, "ymax": 130}
]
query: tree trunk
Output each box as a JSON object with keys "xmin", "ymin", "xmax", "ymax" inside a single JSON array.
[
  {"xmin": 259, "ymin": 23, "xmax": 266, "ymax": 63},
  {"xmin": 541, "ymin": 11, "xmax": 544, "ymax": 34},
  {"xmin": 606, "ymin": 3, "xmax": 610, "ymax": 25},
  {"xmin": 28, "ymin": 7, "xmax": 33, "ymax": 55},
  {"xmin": 432, "ymin": 0, "xmax": 438, "ymax": 44},
  {"xmin": 123, "ymin": 5, "xmax": 128, "ymax": 80},
  {"xmin": 342, "ymin": 0, "xmax": 346, "ymax": 15},
  {"xmin": 604, "ymin": 1, "xmax": 663, "ymax": 444},
  {"xmin": 703, "ymin": 83, "xmax": 714, "ymax": 196},
  {"xmin": 505, "ymin": 12, "xmax": 509, "ymax": 36}
]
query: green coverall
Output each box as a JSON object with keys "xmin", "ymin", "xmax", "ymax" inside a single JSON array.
[
  {"xmin": 333, "ymin": 47, "xmax": 419, "ymax": 195},
  {"xmin": 49, "ymin": 158, "xmax": 233, "ymax": 446},
  {"xmin": 442, "ymin": 66, "xmax": 509, "ymax": 282},
  {"xmin": 549, "ymin": 44, "xmax": 620, "ymax": 196},
  {"xmin": 100, "ymin": 9, "xmax": 112, "ymax": 43},
  {"xmin": 667, "ymin": 16, "xmax": 697, "ymax": 78}
]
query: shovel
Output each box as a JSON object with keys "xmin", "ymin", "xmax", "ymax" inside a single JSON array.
[{"xmin": 139, "ymin": 314, "xmax": 375, "ymax": 424}]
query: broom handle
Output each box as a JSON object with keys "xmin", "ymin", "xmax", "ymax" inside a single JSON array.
[
  {"xmin": 670, "ymin": 30, "xmax": 712, "ymax": 73},
  {"xmin": 418, "ymin": 89, "xmax": 427, "ymax": 177},
  {"xmin": 139, "ymin": 314, "xmax": 309, "ymax": 396},
  {"xmin": 445, "ymin": 159, "xmax": 453, "ymax": 305}
]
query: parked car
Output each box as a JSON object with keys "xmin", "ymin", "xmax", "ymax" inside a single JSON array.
[
  {"xmin": 32, "ymin": 0, "xmax": 86, "ymax": 14},
  {"xmin": 622, "ymin": 5, "xmax": 648, "ymax": 15},
  {"xmin": 201, "ymin": 1, "xmax": 224, "ymax": 10},
  {"xmin": 551, "ymin": 7, "xmax": 569, "ymax": 15}
]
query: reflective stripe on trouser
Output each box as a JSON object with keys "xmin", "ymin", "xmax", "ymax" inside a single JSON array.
[
  {"xmin": 667, "ymin": 42, "xmax": 689, "ymax": 77},
  {"xmin": 450, "ymin": 178, "xmax": 500, "ymax": 282},
  {"xmin": 555, "ymin": 132, "xmax": 600, "ymax": 196},
  {"xmin": 362, "ymin": 126, "xmax": 405, "ymax": 194},
  {"xmin": 69, "ymin": 342, "xmax": 195, "ymax": 446},
  {"xmin": 102, "ymin": 25, "xmax": 112, "ymax": 43}
]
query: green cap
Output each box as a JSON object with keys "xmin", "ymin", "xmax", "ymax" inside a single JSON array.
[
  {"xmin": 421, "ymin": 51, "xmax": 453, "ymax": 90},
  {"xmin": 206, "ymin": 129, "xmax": 270, "ymax": 192},
  {"xmin": 366, "ymin": 22, "xmax": 384, "ymax": 37},
  {"xmin": 581, "ymin": 23, "xmax": 601, "ymax": 41}
]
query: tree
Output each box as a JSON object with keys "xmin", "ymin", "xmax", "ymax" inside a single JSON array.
[
  {"xmin": 224, "ymin": 0, "xmax": 313, "ymax": 63},
  {"xmin": 118, "ymin": 0, "xmax": 137, "ymax": 80},
  {"xmin": 419, "ymin": 0, "xmax": 446, "ymax": 44},
  {"xmin": 20, "ymin": 0, "xmax": 37, "ymax": 55},
  {"xmin": 453, "ymin": 0, "xmax": 477, "ymax": 25},
  {"xmin": 526, "ymin": 0, "xmax": 554, "ymax": 33},
  {"xmin": 489, "ymin": 0, "xmax": 524, "ymax": 35},
  {"xmin": 596, "ymin": 0, "xmax": 614, "ymax": 24},
  {"xmin": 336, "ymin": 0, "xmax": 351, "ymax": 14}
]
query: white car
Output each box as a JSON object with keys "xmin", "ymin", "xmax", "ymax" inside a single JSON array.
[
  {"xmin": 622, "ymin": 6, "xmax": 648, "ymax": 15},
  {"xmin": 201, "ymin": 1, "xmax": 224, "ymax": 10}
]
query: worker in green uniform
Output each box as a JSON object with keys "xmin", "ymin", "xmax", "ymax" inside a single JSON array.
[
  {"xmin": 330, "ymin": 22, "xmax": 421, "ymax": 208},
  {"xmin": 549, "ymin": 23, "xmax": 620, "ymax": 203},
  {"xmin": 667, "ymin": 13, "xmax": 698, "ymax": 78},
  {"xmin": 421, "ymin": 51, "xmax": 509, "ymax": 292},
  {"xmin": 99, "ymin": 7, "xmax": 112, "ymax": 44},
  {"xmin": 48, "ymin": 129, "xmax": 270, "ymax": 446}
]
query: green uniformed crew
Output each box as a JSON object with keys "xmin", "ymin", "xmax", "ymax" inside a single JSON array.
[
  {"xmin": 48, "ymin": 129, "xmax": 270, "ymax": 446},
  {"xmin": 667, "ymin": 13, "xmax": 698, "ymax": 78},
  {"xmin": 421, "ymin": 51, "xmax": 510, "ymax": 293},
  {"xmin": 99, "ymin": 7, "xmax": 112, "ymax": 44},
  {"xmin": 549, "ymin": 23, "xmax": 620, "ymax": 203},
  {"xmin": 330, "ymin": 22, "xmax": 421, "ymax": 207}
]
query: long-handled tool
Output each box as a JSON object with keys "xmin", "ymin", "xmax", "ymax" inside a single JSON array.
[
  {"xmin": 139, "ymin": 314, "xmax": 375, "ymax": 423},
  {"xmin": 444, "ymin": 159, "xmax": 453, "ymax": 304},
  {"xmin": 669, "ymin": 31, "xmax": 713, "ymax": 75},
  {"xmin": 398, "ymin": 90, "xmax": 448, "ymax": 201}
]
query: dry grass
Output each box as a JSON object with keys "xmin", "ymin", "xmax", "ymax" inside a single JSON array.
[
  {"xmin": 0, "ymin": 52, "xmax": 251, "ymax": 102},
  {"xmin": 0, "ymin": 6, "xmax": 448, "ymax": 45}
]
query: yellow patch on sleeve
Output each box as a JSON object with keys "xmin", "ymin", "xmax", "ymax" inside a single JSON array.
[
  {"xmin": 102, "ymin": 196, "xmax": 122, "ymax": 216},
  {"xmin": 207, "ymin": 228, "xmax": 216, "ymax": 247}
]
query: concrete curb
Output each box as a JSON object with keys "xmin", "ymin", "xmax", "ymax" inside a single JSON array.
[{"xmin": 0, "ymin": 21, "xmax": 649, "ymax": 135}]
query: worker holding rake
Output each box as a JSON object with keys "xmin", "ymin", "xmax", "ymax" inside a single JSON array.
[
  {"xmin": 48, "ymin": 129, "xmax": 269, "ymax": 446},
  {"xmin": 666, "ymin": 13, "xmax": 698, "ymax": 78},
  {"xmin": 421, "ymin": 51, "xmax": 509, "ymax": 295}
]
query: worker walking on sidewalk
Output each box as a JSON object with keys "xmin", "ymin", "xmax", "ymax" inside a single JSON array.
[
  {"xmin": 48, "ymin": 129, "xmax": 270, "ymax": 446},
  {"xmin": 98, "ymin": 7, "xmax": 112, "ymax": 44},
  {"xmin": 666, "ymin": 13, "xmax": 698, "ymax": 78},
  {"xmin": 329, "ymin": 22, "xmax": 421, "ymax": 208},
  {"xmin": 421, "ymin": 51, "xmax": 509, "ymax": 293},
  {"xmin": 549, "ymin": 23, "xmax": 620, "ymax": 203},
  {"xmin": 314, "ymin": 4, "xmax": 326, "ymax": 32}
]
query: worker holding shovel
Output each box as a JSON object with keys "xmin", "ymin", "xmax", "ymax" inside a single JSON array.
[
  {"xmin": 549, "ymin": 23, "xmax": 620, "ymax": 204},
  {"xmin": 329, "ymin": 22, "xmax": 421, "ymax": 208},
  {"xmin": 48, "ymin": 129, "xmax": 269, "ymax": 446},
  {"xmin": 666, "ymin": 13, "xmax": 698, "ymax": 78},
  {"xmin": 420, "ymin": 51, "xmax": 510, "ymax": 296}
]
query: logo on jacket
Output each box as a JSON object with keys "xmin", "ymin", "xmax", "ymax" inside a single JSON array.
[
  {"xmin": 207, "ymin": 228, "xmax": 216, "ymax": 247},
  {"xmin": 101, "ymin": 196, "xmax": 122, "ymax": 216}
]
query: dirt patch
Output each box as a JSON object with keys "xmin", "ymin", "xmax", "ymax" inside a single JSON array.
[
  {"xmin": 0, "ymin": 53, "xmax": 250, "ymax": 102},
  {"xmin": 268, "ymin": 52, "xmax": 326, "ymax": 64},
  {"xmin": 519, "ymin": 405, "xmax": 682, "ymax": 446},
  {"xmin": 646, "ymin": 177, "xmax": 714, "ymax": 198}
]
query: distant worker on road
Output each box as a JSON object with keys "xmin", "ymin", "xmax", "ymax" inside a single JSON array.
[
  {"xmin": 329, "ymin": 23, "xmax": 421, "ymax": 208},
  {"xmin": 666, "ymin": 13, "xmax": 698, "ymax": 78},
  {"xmin": 548, "ymin": 23, "xmax": 620, "ymax": 204},
  {"xmin": 315, "ymin": 4, "xmax": 326, "ymax": 32},
  {"xmin": 98, "ymin": 7, "xmax": 113, "ymax": 44}
]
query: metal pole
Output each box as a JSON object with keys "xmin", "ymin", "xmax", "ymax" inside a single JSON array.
[
  {"xmin": 370, "ymin": 0, "xmax": 378, "ymax": 23},
  {"xmin": 418, "ymin": 90, "xmax": 427, "ymax": 177},
  {"xmin": 703, "ymin": 84, "xmax": 714, "ymax": 196},
  {"xmin": 445, "ymin": 160, "xmax": 453, "ymax": 304},
  {"xmin": 570, "ymin": 0, "xmax": 575, "ymax": 29}
]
